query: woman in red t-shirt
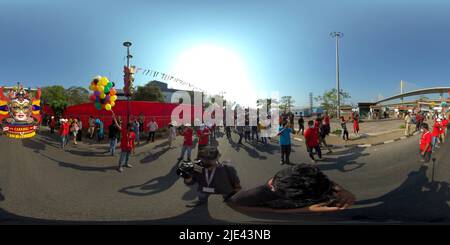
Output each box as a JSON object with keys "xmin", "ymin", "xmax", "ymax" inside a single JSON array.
[
  {"xmin": 353, "ymin": 115, "xmax": 360, "ymax": 136},
  {"xmin": 431, "ymin": 119, "xmax": 441, "ymax": 151},
  {"xmin": 419, "ymin": 123, "xmax": 432, "ymax": 162}
]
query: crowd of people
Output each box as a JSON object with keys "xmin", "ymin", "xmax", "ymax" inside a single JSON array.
[{"xmin": 419, "ymin": 111, "xmax": 449, "ymax": 163}]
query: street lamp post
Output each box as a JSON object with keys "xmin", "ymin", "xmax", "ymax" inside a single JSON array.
[
  {"xmin": 123, "ymin": 41, "xmax": 133, "ymax": 123},
  {"xmin": 330, "ymin": 32, "xmax": 343, "ymax": 119}
]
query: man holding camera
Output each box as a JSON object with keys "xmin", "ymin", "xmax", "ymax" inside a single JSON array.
[{"xmin": 178, "ymin": 145, "xmax": 242, "ymax": 207}]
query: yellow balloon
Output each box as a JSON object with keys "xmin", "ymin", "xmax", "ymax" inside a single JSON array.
[
  {"xmin": 89, "ymin": 85, "xmax": 94, "ymax": 90},
  {"xmin": 97, "ymin": 85, "xmax": 104, "ymax": 92},
  {"xmin": 100, "ymin": 93, "xmax": 106, "ymax": 99},
  {"xmin": 111, "ymin": 95, "xmax": 117, "ymax": 101},
  {"xmin": 105, "ymin": 104, "xmax": 112, "ymax": 111},
  {"xmin": 100, "ymin": 77, "xmax": 109, "ymax": 86},
  {"xmin": 110, "ymin": 101, "xmax": 115, "ymax": 107}
]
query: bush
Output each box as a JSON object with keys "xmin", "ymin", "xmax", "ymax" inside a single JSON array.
[
  {"xmin": 332, "ymin": 129, "xmax": 342, "ymax": 135},
  {"xmin": 399, "ymin": 124, "xmax": 405, "ymax": 129}
]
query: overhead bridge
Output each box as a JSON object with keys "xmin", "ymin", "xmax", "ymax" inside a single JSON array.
[{"xmin": 376, "ymin": 87, "xmax": 450, "ymax": 104}]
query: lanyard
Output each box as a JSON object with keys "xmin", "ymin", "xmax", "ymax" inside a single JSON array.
[{"xmin": 205, "ymin": 166, "xmax": 217, "ymax": 187}]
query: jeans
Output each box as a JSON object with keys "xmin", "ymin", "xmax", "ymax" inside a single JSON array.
[
  {"xmin": 61, "ymin": 135, "xmax": 68, "ymax": 148},
  {"xmin": 119, "ymin": 151, "xmax": 131, "ymax": 167},
  {"xmin": 135, "ymin": 131, "xmax": 140, "ymax": 144},
  {"xmin": 147, "ymin": 131, "xmax": 156, "ymax": 142},
  {"xmin": 109, "ymin": 138, "xmax": 117, "ymax": 156},
  {"xmin": 298, "ymin": 124, "xmax": 304, "ymax": 135},
  {"xmin": 198, "ymin": 191, "xmax": 210, "ymax": 203},
  {"xmin": 261, "ymin": 137, "xmax": 267, "ymax": 144},
  {"xmin": 180, "ymin": 145, "xmax": 192, "ymax": 160},
  {"xmin": 281, "ymin": 144, "xmax": 291, "ymax": 163},
  {"xmin": 307, "ymin": 145, "xmax": 322, "ymax": 160},
  {"xmin": 244, "ymin": 132, "xmax": 251, "ymax": 142},
  {"xmin": 342, "ymin": 129, "xmax": 349, "ymax": 140},
  {"xmin": 432, "ymin": 136, "xmax": 439, "ymax": 151},
  {"xmin": 225, "ymin": 128, "xmax": 231, "ymax": 139},
  {"xmin": 251, "ymin": 129, "xmax": 259, "ymax": 141},
  {"xmin": 420, "ymin": 150, "xmax": 432, "ymax": 162}
]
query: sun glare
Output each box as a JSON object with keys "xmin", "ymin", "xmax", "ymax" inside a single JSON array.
[{"xmin": 170, "ymin": 44, "xmax": 257, "ymax": 106}]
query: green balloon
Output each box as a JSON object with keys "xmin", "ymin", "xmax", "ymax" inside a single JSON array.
[{"xmin": 95, "ymin": 102, "xmax": 101, "ymax": 110}]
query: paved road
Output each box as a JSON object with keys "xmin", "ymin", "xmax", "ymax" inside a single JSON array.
[{"xmin": 0, "ymin": 128, "xmax": 448, "ymax": 224}]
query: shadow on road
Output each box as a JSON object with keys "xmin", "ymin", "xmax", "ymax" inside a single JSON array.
[
  {"xmin": 21, "ymin": 138, "xmax": 46, "ymax": 153},
  {"xmin": 346, "ymin": 163, "xmax": 450, "ymax": 222},
  {"xmin": 66, "ymin": 149, "xmax": 109, "ymax": 157},
  {"xmin": 0, "ymin": 188, "xmax": 4, "ymax": 202},
  {"xmin": 40, "ymin": 153, "xmax": 117, "ymax": 172},
  {"xmin": 140, "ymin": 147, "xmax": 170, "ymax": 164},
  {"xmin": 316, "ymin": 147, "xmax": 367, "ymax": 172},
  {"xmin": 119, "ymin": 162, "xmax": 179, "ymax": 196}
]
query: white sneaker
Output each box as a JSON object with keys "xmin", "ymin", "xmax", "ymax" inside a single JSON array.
[
  {"xmin": 125, "ymin": 164, "xmax": 133, "ymax": 168},
  {"xmin": 117, "ymin": 167, "xmax": 124, "ymax": 172}
]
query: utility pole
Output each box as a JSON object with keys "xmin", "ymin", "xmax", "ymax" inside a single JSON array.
[
  {"xmin": 123, "ymin": 41, "xmax": 133, "ymax": 123},
  {"xmin": 330, "ymin": 32, "xmax": 343, "ymax": 118}
]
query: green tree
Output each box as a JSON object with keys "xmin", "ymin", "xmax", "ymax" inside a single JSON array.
[
  {"xmin": 279, "ymin": 96, "xmax": 295, "ymax": 113},
  {"xmin": 41, "ymin": 86, "xmax": 69, "ymax": 116},
  {"xmin": 66, "ymin": 86, "xmax": 89, "ymax": 106},
  {"xmin": 132, "ymin": 82, "xmax": 165, "ymax": 102},
  {"xmin": 314, "ymin": 88, "xmax": 351, "ymax": 117}
]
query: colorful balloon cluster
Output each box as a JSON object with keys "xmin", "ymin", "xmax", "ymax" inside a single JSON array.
[{"xmin": 89, "ymin": 76, "xmax": 117, "ymax": 111}]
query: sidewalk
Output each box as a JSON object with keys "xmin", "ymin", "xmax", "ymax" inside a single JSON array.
[{"xmin": 292, "ymin": 119, "xmax": 420, "ymax": 148}]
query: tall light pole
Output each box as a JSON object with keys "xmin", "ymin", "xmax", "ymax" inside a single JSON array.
[
  {"xmin": 123, "ymin": 41, "xmax": 133, "ymax": 123},
  {"xmin": 330, "ymin": 32, "xmax": 343, "ymax": 119}
]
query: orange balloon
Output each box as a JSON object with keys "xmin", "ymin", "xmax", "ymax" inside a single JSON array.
[{"xmin": 110, "ymin": 88, "xmax": 116, "ymax": 95}]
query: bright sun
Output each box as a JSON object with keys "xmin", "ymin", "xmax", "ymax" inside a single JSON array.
[{"xmin": 170, "ymin": 44, "xmax": 257, "ymax": 106}]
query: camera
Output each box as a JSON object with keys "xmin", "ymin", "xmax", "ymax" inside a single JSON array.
[{"xmin": 176, "ymin": 159, "xmax": 205, "ymax": 178}]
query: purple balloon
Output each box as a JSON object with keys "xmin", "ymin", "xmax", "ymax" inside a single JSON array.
[
  {"xmin": 105, "ymin": 95, "xmax": 110, "ymax": 101},
  {"xmin": 94, "ymin": 91, "xmax": 100, "ymax": 96}
]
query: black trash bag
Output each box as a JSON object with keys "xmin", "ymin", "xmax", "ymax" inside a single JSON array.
[{"xmin": 264, "ymin": 164, "xmax": 335, "ymax": 209}]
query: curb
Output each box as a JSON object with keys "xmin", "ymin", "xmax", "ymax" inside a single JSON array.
[{"xmin": 293, "ymin": 131, "xmax": 421, "ymax": 149}]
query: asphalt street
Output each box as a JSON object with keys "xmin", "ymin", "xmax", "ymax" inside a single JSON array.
[{"xmin": 0, "ymin": 128, "xmax": 448, "ymax": 224}]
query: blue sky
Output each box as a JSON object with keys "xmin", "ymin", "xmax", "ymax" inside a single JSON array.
[{"xmin": 1, "ymin": 0, "xmax": 450, "ymax": 107}]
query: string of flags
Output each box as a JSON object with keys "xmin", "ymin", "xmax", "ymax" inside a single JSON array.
[{"xmin": 133, "ymin": 67, "xmax": 207, "ymax": 94}]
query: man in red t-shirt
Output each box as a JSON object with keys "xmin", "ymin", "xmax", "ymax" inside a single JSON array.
[
  {"xmin": 178, "ymin": 124, "xmax": 194, "ymax": 161},
  {"xmin": 419, "ymin": 123, "xmax": 432, "ymax": 163},
  {"xmin": 50, "ymin": 116, "xmax": 56, "ymax": 134},
  {"xmin": 118, "ymin": 120, "xmax": 136, "ymax": 173},
  {"xmin": 196, "ymin": 124, "xmax": 211, "ymax": 159},
  {"xmin": 323, "ymin": 112, "xmax": 331, "ymax": 135},
  {"xmin": 59, "ymin": 119, "xmax": 70, "ymax": 149},
  {"xmin": 304, "ymin": 120, "xmax": 322, "ymax": 163}
]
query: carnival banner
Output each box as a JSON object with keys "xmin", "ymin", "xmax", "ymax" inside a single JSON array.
[{"xmin": 0, "ymin": 84, "xmax": 41, "ymax": 139}]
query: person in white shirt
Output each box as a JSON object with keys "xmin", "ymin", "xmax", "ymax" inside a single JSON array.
[
  {"xmin": 168, "ymin": 122, "xmax": 177, "ymax": 148},
  {"xmin": 147, "ymin": 118, "xmax": 159, "ymax": 143}
]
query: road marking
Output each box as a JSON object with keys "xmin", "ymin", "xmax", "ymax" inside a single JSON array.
[
  {"xmin": 358, "ymin": 144, "xmax": 372, "ymax": 148},
  {"xmin": 384, "ymin": 140, "xmax": 394, "ymax": 144}
]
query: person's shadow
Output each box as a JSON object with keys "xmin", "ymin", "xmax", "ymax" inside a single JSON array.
[
  {"xmin": 140, "ymin": 147, "xmax": 170, "ymax": 164},
  {"xmin": 40, "ymin": 153, "xmax": 117, "ymax": 172},
  {"xmin": 346, "ymin": 163, "xmax": 450, "ymax": 222},
  {"xmin": 119, "ymin": 162, "xmax": 180, "ymax": 196},
  {"xmin": 315, "ymin": 147, "xmax": 367, "ymax": 172},
  {"xmin": 21, "ymin": 138, "xmax": 46, "ymax": 153},
  {"xmin": 0, "ymin": 188, "xmax": 5, "ymax": 202}
]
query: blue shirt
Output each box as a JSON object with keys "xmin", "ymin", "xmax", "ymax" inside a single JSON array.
[{"xmin": 279, "ymin": 126, "xmax": 292, "ymax": 145}]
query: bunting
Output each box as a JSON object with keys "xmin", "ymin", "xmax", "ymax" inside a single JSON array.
[{"xmin": 134, "ymin": 66, "xmax": 207, "ymax": 93}]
